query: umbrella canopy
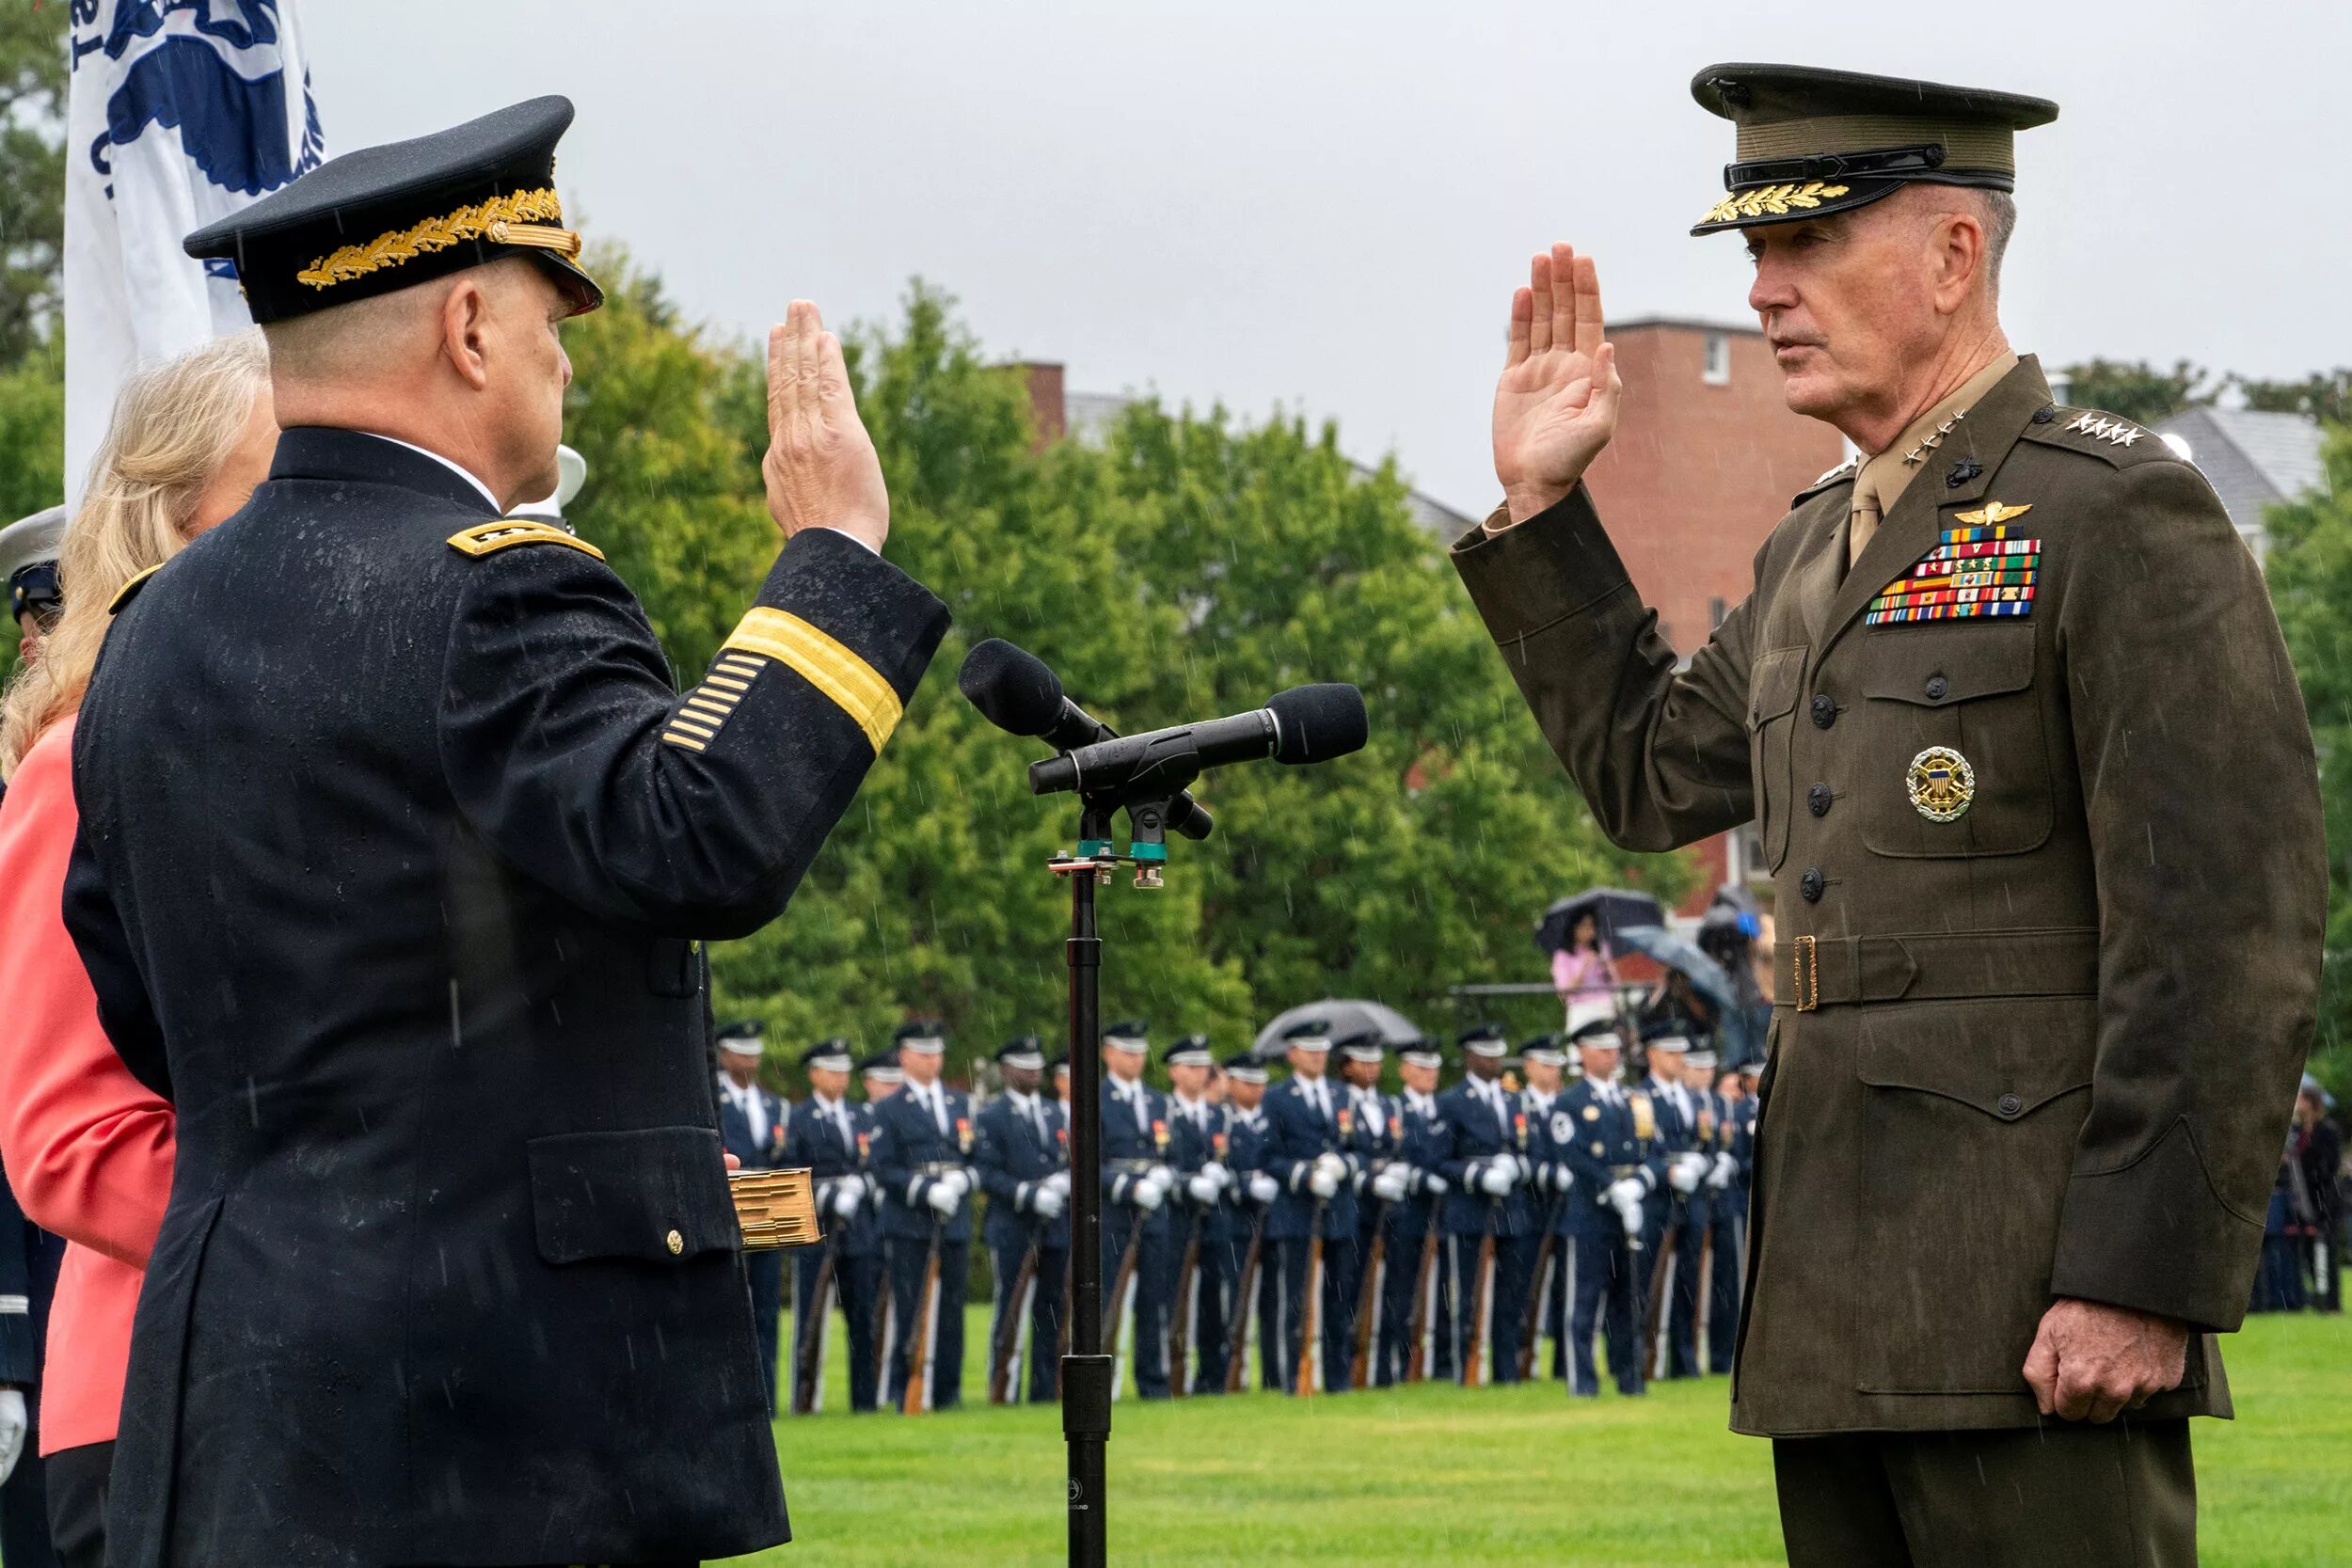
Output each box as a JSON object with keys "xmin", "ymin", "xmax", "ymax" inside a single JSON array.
[
  {"xmin": 1534, "ymin": 888, "xmax": 1665, "ymax": 957},
  {"xmin": 1613, "ymin": 925, "xmax": 1740, "ymax": 1012},
  {"xmin": 1251, "ymin": 999, "xmax": 1425, "ymax": 1062}
]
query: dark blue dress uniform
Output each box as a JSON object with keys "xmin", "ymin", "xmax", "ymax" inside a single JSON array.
[
  {"xmin": 1692, "ymin": 1074, "xmax": 1744, "ymax": 1376},
  {"xmin": 60, "ymin": 99, "xmax": 947, "ymax": 1568},
  {"xmin": 0, "ymin": 1149, "xmax": 63, "ymax": 1568},
  {"xmin": 1164, "ymin": 1044, "xmax": 1232, "ymax": 1395},
  {"xmin": 1263, "ymin": 1050, "xmax": 1361, "ymax": 1395},
  {"xmin": 780, "ymin": 1038, "xmax": 883, "ymax": 1415},
  {"xmin": 973, "ymin": 1037, "xmax": 1067, "ymax": 1404},
  {"xmin": 1522, "ymin": 1070, "xmax": 1581, "ymax": 1381},
  {"xmin": 1218, "ymin": 1055, "xmax": 1283, "ymax": 1392},
  {"xmin": 1560, "ymin": 1072, "xmax": 1658, "ymax": 1397},
  {"xmin": 1381, "ymin": 1080, "xmax": 1454, "ymax": 1385},
  {"xmin": 1333, "ymin": 1036, "xmax": 1393, "ymax": 1386},
  {"xmin": 715, "ymin": 1021, "xmax": 789, "ymax": 1414},
  {"xmin": 1098, "ymin": 1022, "xmax": 1175, "ymax": 1401},
  {"xmin": 868, "ymin": 1022, "xmax": 976, "ymax": 1411},
  {"xmin": 1639, "ymin": 1052, "xmax": 1708, "ymax": 1381},
  {"xmin": 1435, "ymin": 1064, "xmax": 1534, "ymax": 1384}
]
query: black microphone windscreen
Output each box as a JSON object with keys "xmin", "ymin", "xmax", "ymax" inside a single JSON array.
[
  {"xmin": 1266, "ymin": 684, "xmax": 1368, "ymax": 765},
  {"xmin": 959, "ymin": 639, "xmax": 1065, "ymax": 737}
]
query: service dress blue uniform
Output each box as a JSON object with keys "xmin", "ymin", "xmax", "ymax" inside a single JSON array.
[
  {"xmin": 1220, "ymin": 1095, "xmax": 1283, "ymax": 1391},
  {"xmin": 1381, "ymin": 1085, "xmax": 1454, "ymax": 1385},
  {"xmin": 1263, "ymin": 1072, "xmax": 1361, "ymax": 1393},
  {"xmin": 1523, "ymin": 1084, "xmax": 1580, "ymax": 1381},
  {"xmin": 1561, "ymin": 1076, "xmax": 1660, "ymax": 1396},
  {"xmin": 1165, "ymin": 1094, "xmax": 1232, "ymax": 1394},
  {"xmin": 0, "ymin": 1164, "xmax": 62, "ymax": 1568},
  {"xmin": 869, "ymin": 1076, "xmax": 977, "ymax": 1411},
  {"xmin": 781, "ymin": 1090, "xmax": 883, "ymax": 1413},
  {"xmin": 718, "ymin": 1066, "xmax": 790, "ymax": 1412},
  {"xmin": 1643, "ymin": 1069, "xmax": 1708, "ymax": 1380},
  {"xmin": 974, "ymin": 1085, "xmax": 1068, "ymax": 1403},
  {"xmin": 1099, "ymin": 1074, "xmax": 1176, "ymax": 1399},
  {"xmin": 1435, "ymin": 1076, "xmax": 1534, "ymax": 1383}
]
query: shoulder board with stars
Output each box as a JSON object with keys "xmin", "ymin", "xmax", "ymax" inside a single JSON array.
[
  {"xmin": 1790, "ymin": 456, "xmax": 1857, "ymax": 505},
  {"xmin": 2017, "ymin": 405, "xmax": 2183, "ymax": 469}
]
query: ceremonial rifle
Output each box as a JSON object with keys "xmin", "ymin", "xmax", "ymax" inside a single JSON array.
[
  {"xmin": 1295, "ymin": 1192, "xmax": 1327, "ymax": 1396},
  {"xmin": 1348, "ymin": 1196, "xmax": 1389, "ymax": 1390},
  {"xmin": 1103, "ymin": 1204, "xmax": 1145, "ymax": 1399},
  {"xmin": 1461, "ymin": 1196, "xmax": 1498, "ymax": 1388},
  {"xmin": 1223, "ymin": 1204, "xmax": 1268, "ymax": 1395},
  {"xmin": 1642, "ymin": 1212, "xmax": 1680, "ymax": 1381},
  {"xmin": 790, "ymin": 1230, "xmax": 839, "ymax": 1416},
  {"xmin": 1403, "ymin": 1216, "xmax": 1442, "ymax": 1384},
  {"xmin": 1166, "ymin": 1207, "xmax": 1202, "ymax": 1401},
  {"xmin": 1515, "ymin": 1185, "xmax": 1564, "ymax": 1383},
  {"xmin": 989, "ymin": 1236, "xmax": 1042, "ymax": 1406},
  {"xmin": 902, "ymin": 1212, "xmax": 946, "ymax": 1415}
]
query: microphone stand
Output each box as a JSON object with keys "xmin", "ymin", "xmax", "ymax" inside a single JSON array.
[{"xmin": 1053, "ymin": 788, "xmax": 1191, "ymax": 1568}]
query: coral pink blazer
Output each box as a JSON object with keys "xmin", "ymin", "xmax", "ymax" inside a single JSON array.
[{"xmin": 0, "ymin": 717, "xmax": 174, "ymax": 1453}]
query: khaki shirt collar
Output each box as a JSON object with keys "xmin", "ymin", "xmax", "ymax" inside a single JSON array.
[{"xmin": 1850, "ymin": 351, "xmax": 2019, "ymax": 564}]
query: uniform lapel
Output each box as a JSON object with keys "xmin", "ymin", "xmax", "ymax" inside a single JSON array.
[
  {"xmin": 1791, "ymin": 497, "xmax": 1853, "ymax": 649},
  {"xmin": 1816, "ymin": 358, "xmax": 2053, "ymax": 662}
]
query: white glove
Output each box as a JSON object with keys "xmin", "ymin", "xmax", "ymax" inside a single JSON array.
[
  {"xmin": 1044, "ymin": 1170, "xmax": 1072, "ymax": 1198},
  {"xmin": 1477, "ymin": 1162, "xmax": 1516, "ymax": 1196},
  {"xmin": 1668, "ymin": 1152, "xmax": 1708, "ymax": 1195},
  {"xmin": 837, "ymin": 1172, "xmax": 867, "ymax": 1207},
  {"xmin": 1186, "ymin": 1173, "xmax": 1220, "ymax": 1205},
  {"xmin": 940, "ymin": 1168, "xmax": 973, "ymax": 1200},
  {"xmin": 1372, "ymin": 1165, "xmax": 1410, "ymax": 1203},
  {"xmin": 0, "ymin": 1387, "xmax": 22, "ymax": 1487},
  {"xmin": 1708, "ymin": 1152, "xmax": 1737, "ymax": 1190},
  {"xmin": 926, "ymin": 1181, "xmax": 961, "ymax": 1217},
  {"xmin": 1133, "ymin": 1175, "xmax": 1167, "ymax": 1212},
  {"xmin": 1147, "ymin": 1164, "xmax": 1175, "ymax": 1188},
  {"xmin": 1606, "ymin": 1177, "xmax": 1645, "ymax": 1211},
  {"xmin": 1200, "ymin": 1160, "xmax": 1231, "ymax": 1189},
  {"xmin": 1033, "ymin": 1183, "xmax": 1066, "ymax": 1220},
  {"xmin": 1248, "ymin": 1172, "xmax": 1279, "ymax": 1204},
  {"xmin": 1307, "ymin": 1164, "xmax": 1341, "ymax": 1200},
  {"xmin": 831, "ymin": 1182, "xmax": 863, "ymax": 1219},
  {"xmin": 1312, "ymin": 1151, "xmax": 1347, "ymax": 1184},
  {"xmin": 1425, "ymin": 1172, "xmax": 1450, "ymax": 1195}
]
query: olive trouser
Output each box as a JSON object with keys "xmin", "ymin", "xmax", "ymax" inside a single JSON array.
[{"xmin": 1773, "ymin": 1418, "xmax": 2195, "ymax": 1568}]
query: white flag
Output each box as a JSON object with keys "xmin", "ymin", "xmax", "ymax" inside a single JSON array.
[{"xmin": 63, "ymin": 1, "xmax": 325, "ymax": 508}]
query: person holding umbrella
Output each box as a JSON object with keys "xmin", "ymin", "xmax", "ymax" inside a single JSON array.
[{"xmin": 1551, "ymin": 911, "xmax": 1621, "ymax": 1015}]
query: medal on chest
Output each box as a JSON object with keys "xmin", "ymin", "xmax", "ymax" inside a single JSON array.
[
  {"xmin": 1152, "ymin": 1117, "xmax": 1169, "ymax": 1150},
  {"xmin": 1336, "ymin": 1106, "xmax": 1353, "ymax": 1140},
  {"xmin": 1630, "ymin": 1093, "xmax": 1656, "ymax": 1142},
  {"xmin": 955, "ymin": 1115, "xmax": 973, "ymax": 1153},
  {"xmin": 1213, "ymin": 1131, "xmax": 1229, "ymax": 1159},
  {"xmin": 1512, "ymin": 1110, "xmax": 1528, "ymax": 1149}
]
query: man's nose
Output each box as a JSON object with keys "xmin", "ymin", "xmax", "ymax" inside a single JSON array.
[
  {"xmin": 1748, "ymin": 261, "xmax": 1797, "ymax": 319},
  {"xmin": 558, "ymin": 344, "xmax": 574, "ymax": 388}
]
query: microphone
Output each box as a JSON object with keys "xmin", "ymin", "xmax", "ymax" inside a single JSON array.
[
  {"xmin": 1026, "ymin": 683, "xmax": 1367, "ymax": 799},
  {"xmin": 958, "ymin": 639, "xmax": 1213, "ymax": 838}
]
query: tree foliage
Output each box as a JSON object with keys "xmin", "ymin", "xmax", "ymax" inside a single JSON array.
[
  {"xmin": 2056, "ymin": 357, "xmax": 2217, "ymax": 427},
  {"xmin": 0, "ymin": 0, "xmax": 68, "ymax": 363},
  {"xmin": 558, "ymin": 257, "xmax": 1685, "ymax": 1085},
  {"xmin": 2251, "ymin": 420, "xmax": 2352, "ymax": 1100},
  {"xmin": 2238, "ymin": 370, "xmax": 2352, "ymax": 427}
]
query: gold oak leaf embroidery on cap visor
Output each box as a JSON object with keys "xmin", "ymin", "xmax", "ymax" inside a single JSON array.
[{"xmin": 663, "ymin": 607, "xmax": 903, "ymax": 754}]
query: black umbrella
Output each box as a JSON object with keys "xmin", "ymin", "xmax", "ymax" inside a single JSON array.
[
  {"xmin": 1534, "ymin": 888, "xmax": 1665, "ymax": 957},
  {"xmin": 1251, "ymin": 999, "xmax": 1425, "ymax": 1063},
  {"xmin": 1613, "ymin": 924, "xmax": 1740, "ymax": 1011}
]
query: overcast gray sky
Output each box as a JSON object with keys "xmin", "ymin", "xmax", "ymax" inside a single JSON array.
[{"xmin": 307, "ymin": 0, "xmax": 2350, "ymax": 515}]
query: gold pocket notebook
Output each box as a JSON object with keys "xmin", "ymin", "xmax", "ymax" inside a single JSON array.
[{"xmin": 730, "ymin": 1167, "xmax": 824, "ymax": 1250}]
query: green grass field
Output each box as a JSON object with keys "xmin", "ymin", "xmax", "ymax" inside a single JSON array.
[{"xmin": 724, "ymin": 1296, "xmax": 2352, "ymax": 1567}]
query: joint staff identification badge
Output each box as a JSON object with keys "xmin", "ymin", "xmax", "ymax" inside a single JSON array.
[
  {"xmin": 1866, "ymin": 503, "xmax": 2039, "ymax": 626},
  {"xmin": 1908, "ymin": 747, "xmax": 1976, "ymax": 822}
]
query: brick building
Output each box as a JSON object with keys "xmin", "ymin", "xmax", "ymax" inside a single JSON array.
[{"xmin": 1578, "ymin": 318, "xmax": 1849, "ymax": 912}]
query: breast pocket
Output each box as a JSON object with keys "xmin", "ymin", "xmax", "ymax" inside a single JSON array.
[
  {"xmin": 1746, "ymin": 647, "xmax": 1806, "ymax": 873},
  {"xmin": 1856, "ymin": 629, "xmax": 2052, "ymax": 858}
]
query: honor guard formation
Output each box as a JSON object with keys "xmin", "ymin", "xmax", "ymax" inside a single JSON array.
[{"xmin": 754, "ymin": 1006, "xmax": 1758, "ymax": 1414}]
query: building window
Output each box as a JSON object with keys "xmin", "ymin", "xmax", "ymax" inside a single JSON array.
[
  {"xmin": 1709, "ymin": 596, "xmax": 1728, "ymax": 630},
  {"xmin": 1702, "ymin": 332, "xmax": 1731, "ymax": 385}
]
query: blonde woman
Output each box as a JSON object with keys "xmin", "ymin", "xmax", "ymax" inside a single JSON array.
[{"xmin": 0, "ymin": 333, "xmax": 273, "ymax": 1568}]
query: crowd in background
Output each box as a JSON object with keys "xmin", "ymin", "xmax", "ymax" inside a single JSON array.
[{"xmin": 2254, "ymin": 1075, "xmax": 2346, "ymax": 1316}]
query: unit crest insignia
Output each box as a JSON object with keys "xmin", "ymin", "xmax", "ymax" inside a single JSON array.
[{"xmin": 1907, "ymin": 747, "xmax": 1976, "ymax": 823}]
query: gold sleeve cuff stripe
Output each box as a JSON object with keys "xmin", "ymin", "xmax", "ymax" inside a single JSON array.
[
  {"xmin": 662, "ymin": 729, "xmax": 708, "ymax": 752},
  {"xmin": 716, "ymin": 655, "xmax": 765, "ymax": 678},
  {"xmin": 682, "ymin": 696, "xmax": 735, "ymax": 721},
  {"xmin": 721, "ymin": 607, "xmax": 902, "ymax": 753},
  {"xmin": 667, "ymin": 715, "xmax": 719, "ymax": 741},
  {"xmin": 446, "ymin": 520, "xmax": 607, "ymax": 562},
  {"xmin": 703, "ymin": 673, "xmax": 750, "ymax": 694}
]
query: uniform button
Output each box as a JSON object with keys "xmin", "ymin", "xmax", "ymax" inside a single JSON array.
[
  {"xmin": 1810, "ymin": 694, "xmax": 1836, "ymax": 729},
  {"xmin": 1924, "ymin": 673, "xmax": 1948, "ymax": 702},
  {"xmin": 1799, "ymin": 868, "xmax": 1824, "ymax": 902},
  {"xmin": 1806, "ymin": 783, "xmax": 1832, "ymax": 817},
  {"xmin": 1995, "ymin": 1094, "xmax": 2023, "ymax": 1117},
  {"xmin": 666, "ymin": 1228, "xmax": 685, "ymax": 1256}
]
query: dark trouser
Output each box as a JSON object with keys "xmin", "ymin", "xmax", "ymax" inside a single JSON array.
[
  {"xmin": 1375, "ymin": 1221, "xmax": 1444, "ymax": 1385},
  {"xmin": 1175, "ymin": 1227, "xmax": 1231, "ymax": 1394},
  {"xmin": 2251, "ymin": 1229, "xmax": 2304, "ymax": 1311},
  {"xmin": 1569, "ymin": 1223, "xmax": 1643, "ymax": 1396},
  {"xmin": 1704, "ymin": 1204, "xmax": 1743, "ymax": 1373},
  {"xmin": 1526, "ymin": 1232, "xmax": 1569, "ymax": 1381},
  {"xmin": 743, "ymin": 1246, "xmax": 786, "ymax": 1415},
  {"xmin": 1103, "ymin": 1207, "xmax": 1172, "ymax": 1400},
  {"xmin": 1772, "ymin": 1420, "xmax": 2196, "ymax": 1568},
  {"xmin": 985, "ymin": 1238, "xmax": 1065, "ymax": 1404},
  {"xmin": 42, "ymin": 1439, "xmax": 107, "ymax": 1568},
  {"xmin": 1660, "ymin": 1196, "xmax": 1705, "ymax": 1379},
  {"xmin": 2311, "ymin": 1213, "xmax": 2344, "ymax": 1312},
  {"xmin": 792, "ymin": 1244, "xmax": 882, "ymax": 1413},
  {"xmin": 1, "ymin": 1399, "xmax": 59, "ymax": 1568},
  {"xmin": 884, "ymin": 1234, "xmax": 969, "ymax": 1410},
  {"xmin": 1447, "ymin": 1226, "xmax": 1529, "ymax": 1385},
  {"xmin": 1273, "ymin": 1234, "xmax": 1357, "ymax": 1393},
  {"xmin": 1232, "ymin": 1229, "xmax": 1281, "ymax": 1390}
]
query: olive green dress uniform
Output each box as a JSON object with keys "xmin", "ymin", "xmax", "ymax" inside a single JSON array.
[{"xmin": 1455, "ymin": 62, "xmax": 2324, "ymax": 1567}]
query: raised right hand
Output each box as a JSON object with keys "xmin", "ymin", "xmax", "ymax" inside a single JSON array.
[
  {"xmin": 763, "ymin": 299, "xmax": 890, "ymax": 550},
  {"xmin": 1492, "ymin": 244, "xmax": 1622, "ymax": 524}
]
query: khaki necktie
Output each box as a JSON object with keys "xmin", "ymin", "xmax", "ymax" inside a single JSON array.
[{"xmin": 1848, "ymin": 468, "xmax": 1884, "ymax": 568}]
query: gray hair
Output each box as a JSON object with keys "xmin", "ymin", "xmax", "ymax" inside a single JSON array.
[{"xmin": 1975, "ymin": 190, "xmax": 2016, "ymax": 300}]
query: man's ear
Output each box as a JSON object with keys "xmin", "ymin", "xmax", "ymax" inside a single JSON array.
[
  {"xmin": 440, "ymin": 277, "xmax": 494, "ymax": 391},
  {"xmin": 1932, "ymin": 208, "xmax": 1987, "ymax": 316}
]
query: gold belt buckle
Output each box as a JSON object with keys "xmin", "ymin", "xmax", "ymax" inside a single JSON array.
[{"xmin": 1792, "ymin": 934, "xmax": 1820, "ymax": 1013}]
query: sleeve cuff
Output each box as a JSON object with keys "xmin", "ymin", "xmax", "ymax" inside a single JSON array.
[
  {"xmin": 1449, "ymin": 483, "xmax": 1633, "ymax": 643},
  {"xmin": 2047, "ymin": 1121, "xmax": 2263, "ymax": 1332}
]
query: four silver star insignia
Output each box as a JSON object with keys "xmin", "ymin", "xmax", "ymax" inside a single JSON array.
[{"xmin": 2066, "ymin": 412, "xmax": 2145, "ymax": 447}]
